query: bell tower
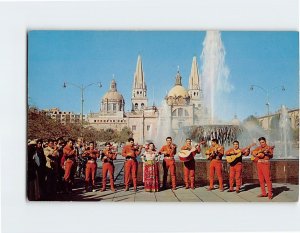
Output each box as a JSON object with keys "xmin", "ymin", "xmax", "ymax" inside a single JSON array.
[
  {"xmin": 188, "ymin": 56, "xmax": 204, "ymax": 108},
  {"xmin": 131, "ymin": 55, "xmax": 148, "ymax": 111}
]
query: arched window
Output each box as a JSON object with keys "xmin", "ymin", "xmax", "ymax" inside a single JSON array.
[
  {"xmin": 134, "ymin": 103, "xmax": 138, "ymax": 110},
  {"xmin": 141, "ymin": 103, "xmax": 144, "ymax": 109}
]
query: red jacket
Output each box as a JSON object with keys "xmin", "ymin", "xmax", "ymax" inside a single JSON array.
[
  {"xmin": 122, "ymin": 145, "xmax": 140, "ymax": 158},
  {"xmin": 159, "ymin": 144, "xmax": 177, "ymax": 158}
]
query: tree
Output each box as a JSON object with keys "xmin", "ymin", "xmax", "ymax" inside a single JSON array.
[{"xmin": 243, "ymin": 115, "xmax": 260, "ymax": 125}]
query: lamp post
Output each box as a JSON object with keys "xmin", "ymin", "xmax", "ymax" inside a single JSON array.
[
  {"xmin": 250, "ymin": 84, "xmax": 285, "ymax": 131},
  {"xmin": 63, "ymin": 81, "xmax": 102, "ymax": 136}
]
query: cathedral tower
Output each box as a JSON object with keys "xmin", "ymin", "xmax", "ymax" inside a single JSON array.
[
  {"xmin": 131, "ymin": 55, "xmax": 148, "ymax": 111},
  {"xmin": 188, "ymin": 56, "xmax": 204, "ymax": 108}
]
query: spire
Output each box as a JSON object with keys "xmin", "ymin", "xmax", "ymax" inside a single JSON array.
[
  {"xmin": 189, "ymin": 56, "xmax": 200, "ymax": 90},
  {"xmin": 133, "ymin": 55, "xmax": 146, "ymax": 89},
  {"xmin": 110, "ymin": 78, "xmax": 117, "ymax": 92},
  {"xmin": 175, "ymin": 70, "xmax": 182, "ymax": 86}
]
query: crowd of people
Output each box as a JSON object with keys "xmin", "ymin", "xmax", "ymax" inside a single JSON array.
[{"xmin": 27, "ymin": 135, "xmax": 275, "ymax": 201}]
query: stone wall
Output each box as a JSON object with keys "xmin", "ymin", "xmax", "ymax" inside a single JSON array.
[{"xmin": 135, "ymin": 159, "xmax": 299, "ymax": 186}]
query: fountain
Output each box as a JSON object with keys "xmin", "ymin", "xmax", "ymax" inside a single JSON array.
[
  {"xmin": 201, "ymin": 31, "xmax": 233, "ymax": 123},
  {"xmin": 138, "ymin": 31, "xmax": 298, "ymax": 186},
  {"xmin": 153, "ymin": 101, "xmax": 172, "ymax": 149}
]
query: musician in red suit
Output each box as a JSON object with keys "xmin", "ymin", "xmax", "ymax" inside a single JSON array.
[
  {"xmin": 251, "ymin": 137, "xmax": 274, "ymax": 199},
  {"xmin": 100, "ymin": 142, "xmax": 117, "ymax": 192},
  {"xmin": 62, "ymin": 139, "xmax": 77, "ymax": 193},
  {"xmin": 159, "ymin": 137, "xmax": 177, "ymax": 190},
  {"xmin": 180, "ymin": 139, "xmax": 201, "ymax": 189},
  {"xmin": 121, "ymin": 138, "xmax": 142, "ymax": 191},
  {"xmin": 82, "ymin": 141, "xmax": 99, "ymax": 192},
  {"xmin": 205, "ymin": 139, "xmax": 224, "ymax": 191},
  {"xmin": 225, "ymin": 140, "xmax": 250, "ymax": 193}
]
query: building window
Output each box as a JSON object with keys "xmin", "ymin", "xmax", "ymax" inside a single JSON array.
[
  {"xmin": 172, "ymin": 110, "xmax": 177, "ymax": 116},
  {"xmin": 178, "ymin": 122, "xmax": 183, "ymax": 128},
  {"xmin": 147, "ymin": 125, "xmax": 150, "ymax": 131},
  {"xmin": 113, "ymin": 120, "xmax": 115, "ymax": 122},
  {"xmin": 134, "ymin": 103, "xmax": 138, "ymax": 110},
  {"xmin": 178, "ymin": 108, "xmax": 183, "ymax": 117},
  {"xmin": 94, "ymin": 120, "xmax": 96, "ymax": 123},
  {"xmin": 132, "ymin": 125, "xmax": 136, "ymax": 131},
  {"xmin": 113, "ymin": 104, "xmax": 117, "ymax": 112},
  {"xmin": 141, "ymin": 103, "xmax": 144, "ymax": 109}
]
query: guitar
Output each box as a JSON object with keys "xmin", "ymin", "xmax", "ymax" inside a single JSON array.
[
  {"xmin": 206, "ymin": 145, "xmax": 224, "ymax": 160},
  {"xmin": 251, "ymin": 145, "xmax": 275, "ymax": 162},
  {"xmin": 226, "ymin": 143, "xmax": 256, "ymax": 164}
]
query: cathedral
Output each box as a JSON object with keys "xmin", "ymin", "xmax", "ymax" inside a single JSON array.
[{"xmin": 87, "ymin": 55, "xmax": 209, "ymax": 144}]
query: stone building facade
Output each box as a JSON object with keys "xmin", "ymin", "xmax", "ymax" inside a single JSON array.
[{"xmin": 87, "ymin": 55, "xmax": 210, "ymax": 144}]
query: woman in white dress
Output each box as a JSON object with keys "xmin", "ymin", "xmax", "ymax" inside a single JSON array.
[{"xmin": 141, "ymin": 143, "xmax": 160, "ymax": 192}]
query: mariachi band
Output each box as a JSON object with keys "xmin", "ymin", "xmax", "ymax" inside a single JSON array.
[{"xmin": 28, "ymin": 136, "xmax": 275, "ymax": 200}]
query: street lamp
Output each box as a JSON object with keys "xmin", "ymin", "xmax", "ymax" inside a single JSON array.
[
  {"xmin": 250, "ymin": 84, "xmax": 285, "ymax": 130},
  {"xmin": 63, "ymin": 81, "xmax": 102, "ymax": 136}
]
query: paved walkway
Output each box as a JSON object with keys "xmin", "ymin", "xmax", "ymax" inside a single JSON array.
[{"xmin": 56, "ymin": 183, "xmax": 298, "ymax": 202}]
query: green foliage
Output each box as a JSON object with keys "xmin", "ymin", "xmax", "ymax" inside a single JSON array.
[
  {"xmin": 243, "ymin": 115, "xmax": 260, "ymax": 125},
  {"xmin": 27, "ymin": 109, "xmax": 132, "ymax": 142}
]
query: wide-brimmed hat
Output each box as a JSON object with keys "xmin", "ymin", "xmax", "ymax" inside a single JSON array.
[{"xmin": 28, "ymin": 140, "xmax": 37, "ymax": 145}]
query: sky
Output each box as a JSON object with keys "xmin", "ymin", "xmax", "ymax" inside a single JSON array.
[{"xmin": 28, "ymin": 31, "xmax": 299, "ymax": 121}]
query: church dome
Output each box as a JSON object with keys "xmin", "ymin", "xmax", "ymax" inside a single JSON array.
[
  {"xmin": 166, "ymin": 70, "xmax": 190, "ymax": 106},
  {"xmin": 168, "ymin": 85, "xmax": 189, "ymax": 98},
  {"xmin": 103, "ymin": 91, "xmax": 124, "ymax": 101},
  {"xmin": 102, "ymin": 79, "xmax": 124, "ymax": 102}
]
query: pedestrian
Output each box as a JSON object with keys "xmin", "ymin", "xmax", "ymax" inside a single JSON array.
[
  {"xmin": 159, "ymin": 137, "xmax": 177, "ymax": 190},
  {"xmin": 83, "ymin": 141, "xmax": 100, "ymax": 192},
  {"xmin": 141, "ymin": 142, "xmax": 160, "ymax": 192},
  {"xmin": 205, "ymin": 139, "xmax": 224, "ymax": 191},
  {"xmin": 100, "ymin": 142, "xmax": 117, "ymax": 192},
  {"xmin": 122, "ymin": 138, "xmax": 142, "ymax": 192},
  {"xmin": 62, "ymin": 139, "xmax": 77, "ymax": 193},
  {"xmin": 251, "ymin": 137, "xmax": 274, "ymax": 199},
  {"xmin": 180, "ymin": 139, "xmax": 201, "ymax": 189},
  {"xmin": 225, "ymin": 140, "xmax": 253, "ymax": 193},
  {"xmin": 44, "ymin": 139, "xmax": 59, "ymax": 198}
]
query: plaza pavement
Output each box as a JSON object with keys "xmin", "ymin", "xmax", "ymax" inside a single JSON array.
[
  {"xmin": 54, "ymin": 156, "xmax": 298, "ymax": 202},
  {"xmin": 56, "ymin": 180, "xmax": 298, "ymax": 202}
]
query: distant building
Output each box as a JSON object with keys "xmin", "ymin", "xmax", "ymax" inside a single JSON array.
[
  {"xmin": 37, "ymin": 107, "xmax": 87, "ymax": 125},
  {"xmin": 257, "ymin": 108, "xmax": 299, "ymax": 130}
]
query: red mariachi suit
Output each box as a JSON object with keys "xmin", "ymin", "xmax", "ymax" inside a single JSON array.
[
  {"xmin": 122, "ymin": 145, "xmax": 141, "ymax": 189},
  {"xmin": 101, "ymin": 149, "xmax": 117, "ymax": 190},
  {"xmin": 62, "ymin": 145, "xmax": 77, "ymax": 184},
  {"xmin": 251, "ymin": 145, "xmax": 274, "ymax": 198},
  {"xmin": 83, "ymin": 149, "xmax": 99, "ymax": 190},
  {"xmin": 181, "ymin": 145, "xmax": 201, "ymax": 189},
  {"xmin": 159, "ymin": 144, "xmax": 177, "ymax": 189},
  {"xmin": 205, "ymin": 145, "xmax": 224, "ymax": 190},
  {"xmin": 225, "ymin": 148, "xmax": 250, "ymax": 191}
]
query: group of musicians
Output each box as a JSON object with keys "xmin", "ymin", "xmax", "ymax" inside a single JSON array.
[
  {"xmin": 62, "ymin": 135, "xmax": 274, "ymax": 200},
  {"xmin": 117, "ymin": 136, "xmax": 274, "ymax": 199}
]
